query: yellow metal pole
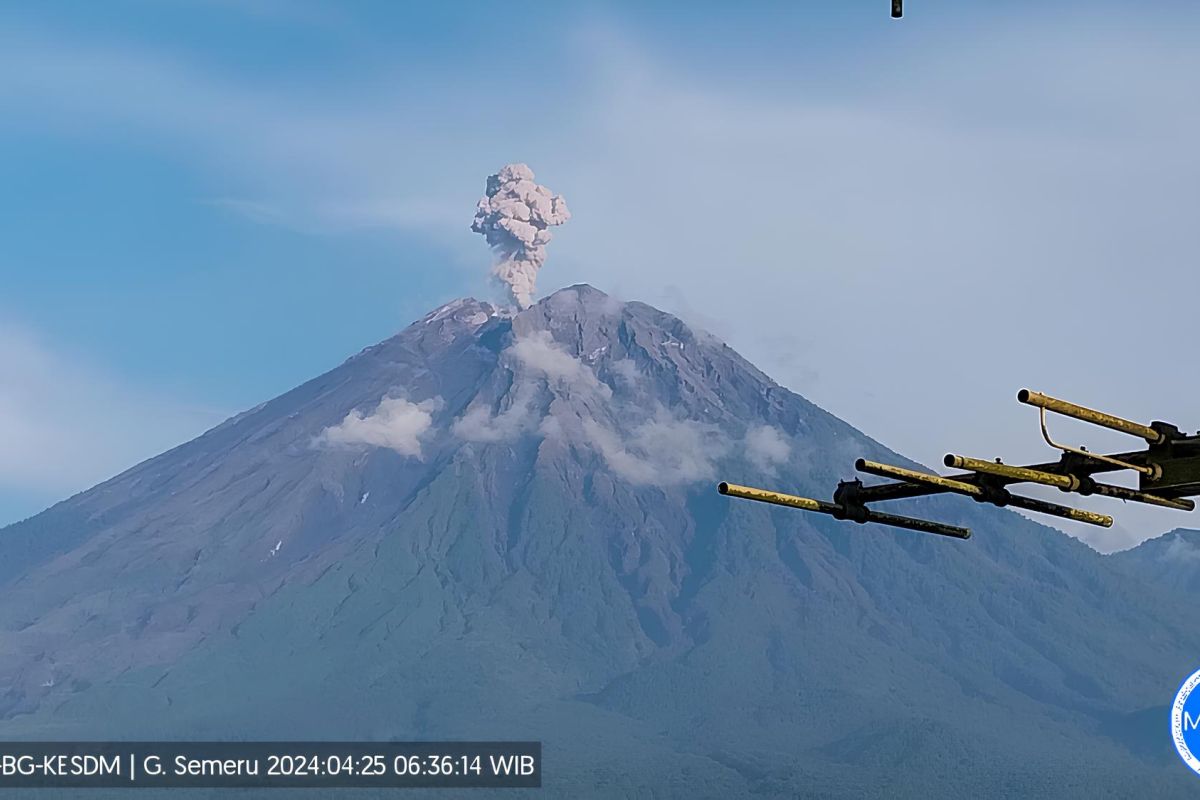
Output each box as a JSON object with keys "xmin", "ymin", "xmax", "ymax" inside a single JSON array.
[
  {"xmin": 716, "ymin": 482, "xmax": 829, "ymax": 513},
  {"xmin": 1018, "ymin": 389, "xmax": 1164, "ymax": 444},
  {"xmin": 716, "ymin": 482, "xmax": 971, "ymax": 539},
  {"xmin": 940, "ymin": 456, "xmax": 1114, "ymax": 526},
  {"xmin": 862, "ymin": 458, "xmax": 1115, "ymax": 527},
  {"xmin": 944, "ymin": 454, "xmax": 1082, "ymax": 492},
  {"xmin": 855, "ymin": 459, "xmax": 984, "ymax": 498}
]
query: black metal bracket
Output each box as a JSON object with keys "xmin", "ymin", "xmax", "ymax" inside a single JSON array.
[{"xmin": 833, "ymin": 479, "xmax": 870, "ymax": 523}]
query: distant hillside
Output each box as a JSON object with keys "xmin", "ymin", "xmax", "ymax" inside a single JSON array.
[
  {"xmin": 1109, "ymin": 528, "xmax": 1200, "ymax": 594},
  {"xmin": 2, "ymin": 285, "xmax": 1197, "ymax": 798}
]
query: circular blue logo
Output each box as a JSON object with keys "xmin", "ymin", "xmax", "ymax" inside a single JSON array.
[{"xmin": 1172, "ymin": 668, "xmax": 1200, "ymax": 775}]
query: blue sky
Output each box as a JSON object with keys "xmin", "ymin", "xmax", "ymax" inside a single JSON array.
[{"xmin": 2, "ymin": 0, "xmax": 1198, "ymax": 550}]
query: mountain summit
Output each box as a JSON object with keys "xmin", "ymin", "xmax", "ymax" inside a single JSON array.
[{"xmin": 1, "ymin": 285, "xmax": 1197, "ymax": 797}]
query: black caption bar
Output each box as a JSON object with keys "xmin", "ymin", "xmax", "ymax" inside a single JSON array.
[{"xmin": 0, "ymin": 742, "xmax": 541, "ymax": 789}]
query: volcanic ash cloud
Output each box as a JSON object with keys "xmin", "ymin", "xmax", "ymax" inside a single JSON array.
[{"xmin": 470, "ymin": 163, "xmax": 571, "ymax": 308}]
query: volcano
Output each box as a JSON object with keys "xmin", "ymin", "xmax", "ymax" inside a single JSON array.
[{"xmin": 1, "ymin": 285, "xmax": 1197, "ymax": 797}]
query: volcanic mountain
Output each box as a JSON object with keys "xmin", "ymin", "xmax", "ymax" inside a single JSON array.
[{"xmin": 1, "ymin": 285, "xmax": 1197, "ymax": 798}]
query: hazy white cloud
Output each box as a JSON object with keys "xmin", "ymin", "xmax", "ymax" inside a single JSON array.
[
  {"xmin": 449, "ymin": 326, "xmax": 726, "ymax": 481},
  {"xmin": 1164, "ymin": 537, "xmax": 1200, "ymax": 564},
  {"xmin": 0, "ymin": 30, "xmax": 474, "ymax": 244},
  {"xmin": 452, "ymin": 384, "xmax": 539, "ymax": 444},
  {"xmin": 584, "ymin": 410, "xmax": 729, "ymax": 487},
  {"xmin": 452, "ymin": 403, "xmax": 527, "ymax": 444},
  {"xmin": 744, "ymin": 424, "xmax": 790, "ymax": 472},
  {"xmin": 452, "ymin": 332, "xmax": 609, "ymax": 443},
  {"xmin": 0, "ymin": 324, "xmax": 226, "ymax": 509},
  {"xmin": 538, "ymin": 414, "xmax": 564, "ymax": 440},
  {"xmin": 508, "ymin": 331, "xmax": 610, "ymax": 397},
  {"xmin": 320, "ymin": 396, "xmax": 440, "ymax": 457}
]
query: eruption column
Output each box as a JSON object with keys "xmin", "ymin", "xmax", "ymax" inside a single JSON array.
[{"xmin": 470, "ymin": 163, "xmax": 570, "ymax": 308}]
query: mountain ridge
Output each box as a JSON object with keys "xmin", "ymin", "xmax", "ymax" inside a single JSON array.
[
  {"xmin": 1108, "ymin": 527, "xmax": 1200, "ymax": 594},
  {"xmin": 1, "ymin": 284, "xmax": 1196, "ymax": 797}
]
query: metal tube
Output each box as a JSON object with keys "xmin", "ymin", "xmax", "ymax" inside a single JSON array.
[
  {"xmin": 942, "ymin": 454, "xmax": 1188, "ymax": 511},
  {"xmin": 1018, "ymin": 389, "xmax": 1164, "ymax": 444},
  {"xmin": 853, "ymin": 480, "xmax": 944, "ymax": 504},
  {"xmin": 717, "ymin": 482, "xmax": 832, "ymax": 513},
  {"xmin": 856, "ymin": 446, "xmax": 1157, "ymax": 505},
  {"xmin": 944, "ymin": 454, "xmax": 1082, "ymax": 492},
  {"xmin": 891, "ymin": 0, "xmax": 903, "ymax": 18},
  {"xmin": 716, "ymin": 482, "xmax": 971, "ymax": 539},
  {"xmin": 1086, "ymin": 481, "xmax": 1195, "ymax": 511},
  {"xmin": 858, "ymin": 459, "xmax": 1117, "ymax": 525},
  {"xmin": 855, "ymin": 459, "xmax": 984, "ymax": 498},
  {"xmin": 1003, "ymin": 494, "xmax": 1113, "ymax": 528},
  {"xmin": 863, "ymin": 508, "xmax": 970, "ymax": 539}
]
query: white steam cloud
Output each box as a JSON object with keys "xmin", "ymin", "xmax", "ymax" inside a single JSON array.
[
  {"xmin": 452, "ymin": 384, "xmax": 539, "ymax": 444},
  {"xmin": 744, "ymin": 424, "xmax": 791, "ymax": 472},
  {"xmin": 508, "ymin": 331, "xmax": 608, "ymax": 396},
  {"xmin": 444, "ymin": 329, "xmax": 785, "ymax": 491},
  {"xmin": 584, "ymin": 411, "xmax": 730, "ymax": 486},
  {"xmin": 451, "ymin": 331, "xmax": 607, "ymax": 443},
  {"xmin": 320, "ymin": 396, "xmax": 440, "ymax": 458},
  {"xmin": 471, "ymin": 164, "xmax": 570, "ymax": 308},
  {"xmin": 1164, "ymin": 536, "xmax": 1200, "ymax": 563}
]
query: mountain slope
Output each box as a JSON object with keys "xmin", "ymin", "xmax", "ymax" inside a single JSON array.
[
  {"xmin": 1, "ymin": 285, "xmax": 1197, "ymax": 797},
  {"xmin": 1109, "ymin": 528, "xmax": 1200, "ymax": 594}
]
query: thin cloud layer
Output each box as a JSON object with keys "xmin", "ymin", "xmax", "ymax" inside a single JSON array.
[
  {"xmin": 451, "ymin": 331, "xmax": 778, "ymax": 489},
  {"xmin": 452, "ymin": 384, "xmax": 539, "ymax": 444},
  {"xmin": 0, "ymin": 324, "xmax": 224, "ymax": 506},
  {"xmin": 584, "ymin": 411, "xmax": 730, "ymax": 487},
  {"xmin": 320, "ymin": 396, "xmax": 440, "ymax": 458},
  {"xmin": 1164, "ymin": 537, "xmax": 1200, "ymax": 564},
  {"xmin": 508, "ymin": 331, "xmax": 609, "ymax": 396},
  {"xmin": 451, "ymin": 331, "xmax": 607, "ymax": 444},
  {"xmin": 744, "ymin": 424, "xmax": 791, "ymax": 472}
]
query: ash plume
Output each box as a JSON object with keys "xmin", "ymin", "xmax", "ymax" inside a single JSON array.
[{"xmin": 470, "ymin": 164, "xmax": 570, "ymax": 308}]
